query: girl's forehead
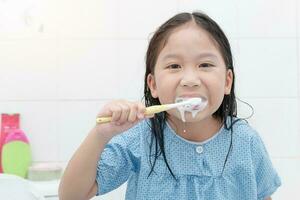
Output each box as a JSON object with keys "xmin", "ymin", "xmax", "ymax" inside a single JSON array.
[
  {"xmin": 158, "ymin": 25, "xmax": 222, "ymax": 60},
  {"xmin": 168, "ymin": 25, "xmax": 216, "ymax": 49}
]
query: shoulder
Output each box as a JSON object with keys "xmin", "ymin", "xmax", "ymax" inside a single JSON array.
[
  {"xmin": 108, "ymin": 119, "xmax": 151, "ymax": 150},
  {"xmin": 230, "ymin": 118, "xmax": 262, "ymax": 145},
  {"xmin": 99, "ymin": 120, "xmax": 151, "ymax": 172},
  {"xmin": 228, "ymin": 117, "xmax": 269, "ymax": 159},
  {"xmin": 230, "ymin": 118, "xmax": 271, "ymax": 162},
  {"xmin": 231, "ymin": 120, "xmax": 282, "ymax": 198}
]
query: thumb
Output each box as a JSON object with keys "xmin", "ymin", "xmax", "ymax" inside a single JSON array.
[{"xmin": 145, "ymin": 114, "xmax": 155, "ymax": 119}]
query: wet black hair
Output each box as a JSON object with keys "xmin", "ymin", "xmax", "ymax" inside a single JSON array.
[{"xmin": 143, "ymin": 11, "xmax": 242, "ymax": 179}]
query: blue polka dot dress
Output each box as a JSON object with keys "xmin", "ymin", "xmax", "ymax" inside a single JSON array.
[{"xmin": 96, "ymin": 118, "xmax": 281, "ymax": 200}]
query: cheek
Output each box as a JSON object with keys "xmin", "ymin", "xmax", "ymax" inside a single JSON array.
[
  {"xmin": 157, "ymin": 74, "xmax": 178, "ymax": 104},
  {"xmin": 207, "ymin": 79, "xmax": 226, "ymax": 109},
  {"xmin": 155, "ymin": 75, "xmax": 176, "ymax": 103}
]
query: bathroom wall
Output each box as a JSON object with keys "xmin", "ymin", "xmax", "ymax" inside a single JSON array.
[{"xmin": 0, "ymin": 0, "xmax": 299, "ymax": 199}]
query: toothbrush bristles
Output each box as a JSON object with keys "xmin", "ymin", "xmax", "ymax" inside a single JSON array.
[{"xmin": 192, "ymin": 105, "xmax": 201, "ymax": 110}]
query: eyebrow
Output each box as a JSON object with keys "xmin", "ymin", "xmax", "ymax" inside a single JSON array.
[{"xmin": 162, "ymin": 52, "xmax": 218, "ymax": 61}]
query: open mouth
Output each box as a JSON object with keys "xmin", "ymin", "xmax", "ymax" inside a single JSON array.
[
  {"xmin": 175, "ymin": 97, "xmax": 207, "ymax": 111},
  {"xmin": 174, "ymin": 97, "xmax": 208, "ymax": 122}
]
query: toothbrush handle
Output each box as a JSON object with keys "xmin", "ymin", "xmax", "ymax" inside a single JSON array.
[
  {"xmin": 96, "ymin": 116, "xmax": 112, "ymax": 124},
  {"xmin": 144, "ymin": 105, "xmax": 168, "ymax": 115},
  {"xmin": 96, "ymin": 105, "xmax": 169, "ymax": 124}
]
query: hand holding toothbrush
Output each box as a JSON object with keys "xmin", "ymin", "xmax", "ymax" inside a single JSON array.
[
  {"xmin": 94, "ymin": 100, "xmax": 153, "ymax": 139},
  {"xmin": 95, "ymin": 98, "xmax": 205, "ymax": 139}
]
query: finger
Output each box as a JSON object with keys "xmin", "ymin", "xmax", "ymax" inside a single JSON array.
[
  {"xmin": 137, "ymin": 102, "xmax": 146, "ymax": 119},
  {"xmin": 145, "ymin": 114, "xmax": 155, "ymax": 118},
  {"xmin": 118, "ymin": 103, "xmax": 130, "ymax": 124},
  {"xmin": 110, "ymin": 105, "xmax": 122, "ymax": 122},
  {"xmin": 128, "ymin": 103, "xmax": 138, "ymax": 123}
]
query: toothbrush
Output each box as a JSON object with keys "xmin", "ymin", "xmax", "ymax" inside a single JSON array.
[{"xmin": 96, "ymin": 97, "xmax": 204, "ymax": 124}]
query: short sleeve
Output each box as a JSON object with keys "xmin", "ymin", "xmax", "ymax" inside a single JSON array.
[
  {"xmin": 250, "ymin": 132, "xmax": 281, "ymax": 199},
  {"xmin": 95, "ymin": 124, "xmax": 141, "ymax": 195}
]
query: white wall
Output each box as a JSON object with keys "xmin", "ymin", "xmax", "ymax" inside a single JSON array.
[{"xmin": 0, "ymin": 0, "xmax": 299, "ymax": 199}]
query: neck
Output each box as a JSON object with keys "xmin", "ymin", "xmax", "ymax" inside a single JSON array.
[{"xmin": 167, "ymin": 115, "xmax": 223, "ymax": 143}]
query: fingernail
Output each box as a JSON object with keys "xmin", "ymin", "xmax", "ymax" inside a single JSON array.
[{"xmin": 138, "ymin": 113, "xmax": 144, "ymax": 119}]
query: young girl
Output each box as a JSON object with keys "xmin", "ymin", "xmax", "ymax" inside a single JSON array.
[{"xmin": 59, "ymin": 12, "xmax": 281, "ymax": 200}]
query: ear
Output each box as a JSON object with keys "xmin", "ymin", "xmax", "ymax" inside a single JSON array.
[
  {"xmin": 147, "ymin": 73, "xmax": 158, "ymax": 98},
  {"xmin": 224, "ymin": 69, "xmax": 233, "ymax": 95}
]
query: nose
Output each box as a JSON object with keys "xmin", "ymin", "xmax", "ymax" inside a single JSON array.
[{"xmin": 180, "ymin": 67, "xmax": 201, "ymax": 87}]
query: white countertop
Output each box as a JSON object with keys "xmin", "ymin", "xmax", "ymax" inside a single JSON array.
[
  {"xmin": 29, "ymin": 179, "xmax": 60, "ymax": 198},
  {"xmin": 0, "ymin": 174, "xmax": 60, "ymax": 199}
]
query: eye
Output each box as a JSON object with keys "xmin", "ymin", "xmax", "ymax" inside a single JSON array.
[
  {"xmin": 167, "ymin": 64, "xmax": 181, "ymax": 69},
  {"xmin": 199, "ymin": 63, "xmax": 215, "ymax": 68}
]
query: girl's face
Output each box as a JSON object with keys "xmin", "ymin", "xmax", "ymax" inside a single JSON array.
[{"xmin": 147, "ymin": 22, "xmax": 233, "ymax": 123}]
